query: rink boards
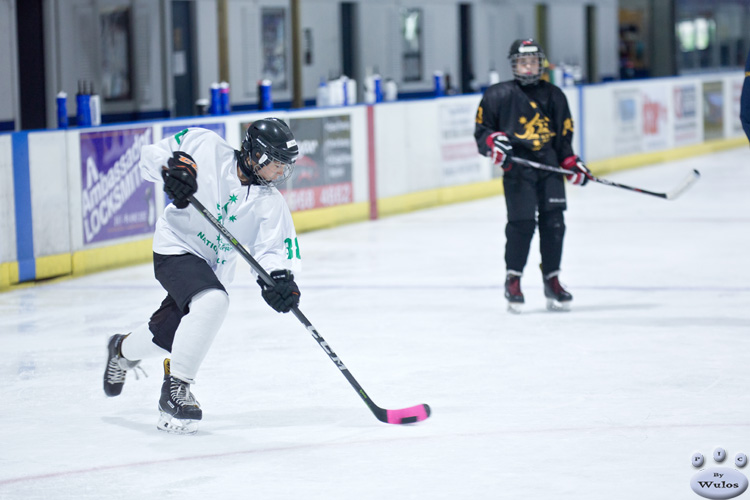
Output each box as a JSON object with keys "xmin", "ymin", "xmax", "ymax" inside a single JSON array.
[{"xmin": 0, "ymin": 71, "xmax": 747, "ymax": 290}]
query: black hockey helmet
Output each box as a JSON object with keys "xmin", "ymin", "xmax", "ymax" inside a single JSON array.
[
  {"xmin": 239, "ymin": 118, "xmax": 299, "ymax": 186},
  {"xmin": 508, "ymin": 38, "xmax": 546, "ymax": 86}
]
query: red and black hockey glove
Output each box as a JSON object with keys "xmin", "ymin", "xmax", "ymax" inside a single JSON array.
[
  {"xmin": 161, "ymin": 151, "xmax": 198, "ymax": 209},
  {"xmin": 258, "ymin": 270, "xmax": 301, "ymax": 313},
  {"xmin": 561, "ymin": 155, "xmax": 592, "ymax": 186},
  {"xmin": 486, "ymin": 132, "xmax": 513, "ymax": 172}
]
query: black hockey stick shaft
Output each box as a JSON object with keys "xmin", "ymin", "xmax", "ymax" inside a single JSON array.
[
  {"xmin": 187, "ymin": 195, "xmax": 430, "ymax": 424},
  {"xmin": 510, "ymin": 156, "xmax": 699, "ymax": 200}
]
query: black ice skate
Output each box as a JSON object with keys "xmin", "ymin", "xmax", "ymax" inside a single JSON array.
[
  {"xmin": 157, "ymin": 358, "xmax": 202, "ymax": 435},
  {"xmin": 543, "ymin": 271, "xmax": 573, "ymax": 311},
  {"xmin": 504, "ymin": 272, "xmax": 524, "ymax": 314},
  {"xmin": 103, "ymin": 334, "xmax": 146, "ymax": 397}
]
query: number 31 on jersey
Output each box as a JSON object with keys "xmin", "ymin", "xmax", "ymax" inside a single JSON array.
[{"xmin": 284, "ymin": 237, "xmax": 301, "ymax": 260}]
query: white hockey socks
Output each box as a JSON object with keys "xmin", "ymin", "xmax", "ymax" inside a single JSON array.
[
  {"xmin": 120, "ymin": 322, "xmax": 169, "ymax": 361},
  {"xmin": 169, "ymin": 288, "xmax": 230, "ymax": 384}
]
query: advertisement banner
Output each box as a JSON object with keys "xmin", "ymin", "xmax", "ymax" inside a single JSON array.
[
  {"xmin": 613, "ymin": 89, "xmax": 642, "ymax": 155},
  {"xmin": 80, "ymin": 127, "xmax": 156, "ymax": 244},
  {"xmin": 641, "ymin": 84, "xmax": 669, "ymax": 151},
  {"xmin": 240, "ymin": 115, "xmax": 353, "ymax": 211},
  {"xmin": 702, "ymin": 81, "xmax": 724, "ymax": 141},
  {"xmin": 438, "ymin": 100, "xmax": 487, "ymax": 183},
  {"xmin": 673, "ymin": 83, "xmax": 700, "ymax": 146}
]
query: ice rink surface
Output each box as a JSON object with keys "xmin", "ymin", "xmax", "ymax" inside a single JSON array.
[{"xmin": 1, "ymin": 147, "xmax": 749, "ymax": 499}]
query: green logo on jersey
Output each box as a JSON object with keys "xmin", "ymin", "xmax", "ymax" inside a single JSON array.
[{"xmin": 174, "ymin": 129, "xmax": 189, "ymax": 145}]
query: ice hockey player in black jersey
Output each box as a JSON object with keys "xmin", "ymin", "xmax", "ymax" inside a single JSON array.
[{"xmin": 474, "ymin": 38, "xmax": 592, "ymax": 313}]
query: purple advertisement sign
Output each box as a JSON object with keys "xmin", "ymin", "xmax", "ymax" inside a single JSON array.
[{"xmin": 80, "ymin": 127, "xmax": 155, "ymax": 244}]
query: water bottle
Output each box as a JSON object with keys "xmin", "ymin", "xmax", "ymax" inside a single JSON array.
[
  {"xmin": 433, "ymin": 71, "xmax": 444, "ymax": 97},
  {"xmin": 56, "ymin": 91, "xmax": 68, "ymax": 129},
  {"xmin": 327, "ymin": 78, "xmax": 342, "ymax": 106},
  {"xmin": 552, "ymin": 65, "xmax": 563, "ymax": 86},
  {"xmin": 373, "ymin": 75, "xmax": 382, "ymax": 103},
  {"xmin": 76, "ymin": 80, "xmax": 91, "ymax": 127},
  {"xmin": 209, "ymin": 82, "xmax": 220, "ymax": 115},
  {"xmin": 195, "ymin": 98, "xmax": 209, "ymax": 115},
  {"xmin": 316, "ymin": 78, "xmax": 329, "ymax": 107},
  {"xmin": 384, "ymin": 79, "xmax": 398, "ymax": 101},
  {"xmin": 89, "ymin": 82, "xmax": 101, "ymax": 126},
  {"xmin": 562, "ymin": 65, "xmax": 574, "ymax": 87},
  {"xmin": 346, "ymin": 78, "xmax": 357, "ymax": 105},
  {"xmin": 342, "ymin": 76, "xmax": 349, "ymax": 106},
  {"xmin": 258, "ymin": 79, "xmax": 272, "ymax": 110},
  {"xmin": 219, "ymin": 81, "xmax": 230, "ymax": 114}
]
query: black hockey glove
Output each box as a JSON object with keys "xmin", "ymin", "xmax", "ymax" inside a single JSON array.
[
  {"xmin": 561, "ymin": 155, "xmax": 592, "ymax": 186},
  {"xmin": 161, "ymin": 151, "xmax": 198, "ymax": 208},
  {"xmin": 258, "ymin": 270, "xmax": 300, "ymax": 313},
  {"xmin": 486, "ymin": 132, "xmax": 513, "ymax": 172}
]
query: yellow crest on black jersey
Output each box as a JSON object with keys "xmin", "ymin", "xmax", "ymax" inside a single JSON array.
[{"xmin": 515, "ymin": 112, "xmax": 556, "ymax": 151}]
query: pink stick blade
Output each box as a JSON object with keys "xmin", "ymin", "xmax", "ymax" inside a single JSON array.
[{"xmin": 386, "ymin": 404, "xmax": 431, "ymax": 424}]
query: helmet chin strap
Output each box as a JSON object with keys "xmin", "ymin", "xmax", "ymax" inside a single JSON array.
[{"xmin": 235, "ymin": 149, "xmax": 261, "ymax": 185}]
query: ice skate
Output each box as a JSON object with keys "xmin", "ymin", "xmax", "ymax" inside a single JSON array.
[
  {"xmin": 543, "ymin": 271, "xmax": 572, "ymax": 311},
  {"xmin": 103, "ymin": 334, "xmax": 146, "ymax": 397},
  {"xmin": 157, "ymin": 358, "xmax": 202, "ymax": 435},
  {"xmin": 504, "ymin": 272, "xmax": 524, "ymax": 314}
]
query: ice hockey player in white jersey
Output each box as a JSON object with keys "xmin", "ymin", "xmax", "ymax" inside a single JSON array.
[{"xmin": 102, "ymin": 118, "xmax": 301, "ymax": 435}]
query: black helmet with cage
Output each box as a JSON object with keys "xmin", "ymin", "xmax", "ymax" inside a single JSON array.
[
  {"xmin": 238, "ymin": 118, "xmax": 299, "ymax": 187},
  {"xmin": 508, "ymin": 38, "xmax": 546, "ymax": 86}
]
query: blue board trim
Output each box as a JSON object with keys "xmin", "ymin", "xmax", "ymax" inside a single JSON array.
[{"xmin": 11, "ymin": 132, "xmax": 35, "ymax": 282}]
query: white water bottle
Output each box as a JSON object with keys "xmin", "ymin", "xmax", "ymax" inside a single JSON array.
[
  {"xmin": 384, "ymin": 79, "xmax": 398, "ymax": 101},
  {"xmin": 346, "ymin": 78, "xmax": 357, "ymax": 105},
  {"xmin": 89, "ymin": 83, "xmax": 101, "ymax": 126}
]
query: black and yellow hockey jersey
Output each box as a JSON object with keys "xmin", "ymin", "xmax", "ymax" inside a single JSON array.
[{"xmin": 475, "ymin": 80, "xmax": 576, "ymax": 170}]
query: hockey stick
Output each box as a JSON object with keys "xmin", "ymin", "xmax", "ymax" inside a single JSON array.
[
  {"xmin": 510, "ymin": 156, "xmax": 701, "ymax": 200},
  {"xmin": 187, "ymin": 195, "xmax": 431, "ymax": 425}
]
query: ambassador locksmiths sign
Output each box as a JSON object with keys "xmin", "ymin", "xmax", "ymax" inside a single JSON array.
[{"xmin": 79, "ymin": 127, "xmax": 156, "ymax": 244}]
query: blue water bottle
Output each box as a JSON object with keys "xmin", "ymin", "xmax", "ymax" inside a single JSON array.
[
  {"xmin": 56, "ymin": 91, "xmax": 68, "ymax": 129},
  {"xmin": 342, "ymin": 77, "xmax": 350, "ymax": 106},
  {"xmin": 258, "ymin": 80, "xmax": 272, "ymax": 110},
  {"xmin": 373, "ymin": 75, "xmax": 383, "ymax": 103},
  {"xmin": 209, "ymin": 83, "xmax": 221, "ymax": 115},
  {"xmin": 76, "ymin": 81, "xmax": 91, "ymax": 127},
  {"xmin": 220, "ymin": 81, "xmax": 230, "ymax": 114},
  {"xmin": 433, "ymin": 71, "xmax": 444, "ymax": 97}
]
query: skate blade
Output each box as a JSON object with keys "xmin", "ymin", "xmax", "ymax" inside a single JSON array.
[
  {"xmin": 157, "ymin": 411, "xmax": 199, "ymax": 435},
  {"xmin": 546, "ymin": 299, "xmax": 571, "ymax": 312},
  {"xmin": 507, "ymin": 302, "xmax": 524, "ymax": 314}
]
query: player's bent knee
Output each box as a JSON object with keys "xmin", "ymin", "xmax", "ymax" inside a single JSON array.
[{"xmin": 189, "ymin": 288, "xmax": 230, "ymax": 318}]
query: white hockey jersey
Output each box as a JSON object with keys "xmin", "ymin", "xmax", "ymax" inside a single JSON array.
[{"xmin": 139, "ymin": 127, "xmax": 301, "ymax": 285}]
